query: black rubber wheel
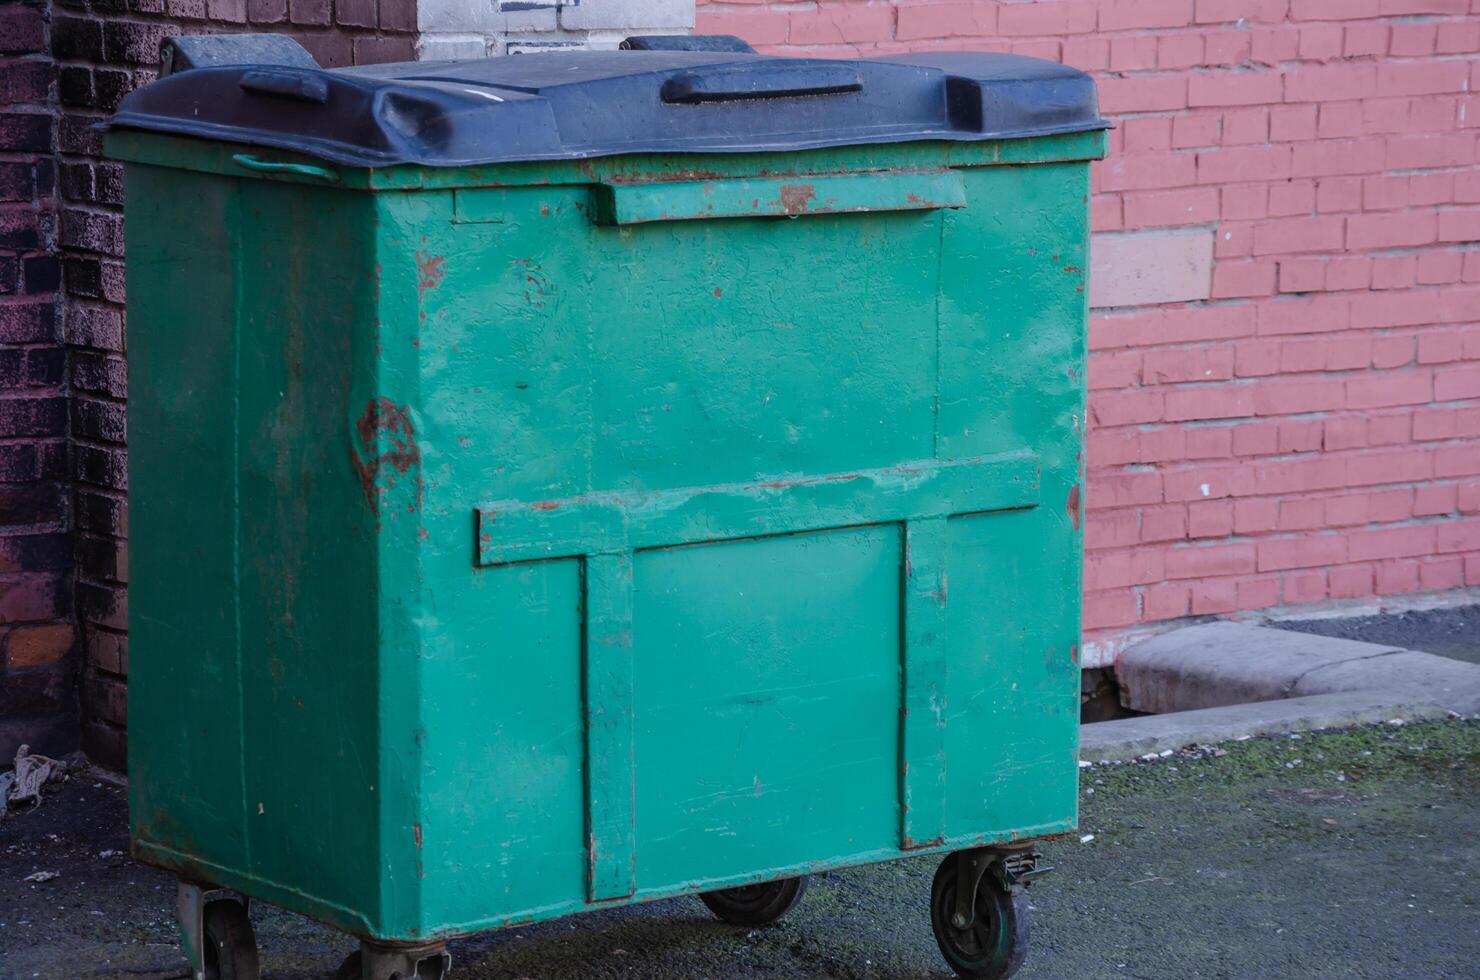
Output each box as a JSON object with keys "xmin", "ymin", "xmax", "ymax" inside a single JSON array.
[
  {"xmin": 334, "ymin": 950, "xmax": 362, "ymax": 980},
  {"xmin": 202, "ymin": 899, "xmax": 260, "ymax": 980},
  {"xmin": 699, "ymin": 876, "xmax": 808, "ymax": 926},
  {"xmin": 929, "ymin": 856, "xmax": 1030, "ymax": 980}
]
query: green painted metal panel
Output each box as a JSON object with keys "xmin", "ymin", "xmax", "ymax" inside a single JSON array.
[
  {"xmin": 589, "ymin": 169, "xmax": 966, "ymax": 225},
  {"xmin": 630, "ymin": 525, "xmax": 902, "ymax": 890},
  {"xmin": 476, "ymin": 453, "xmax": 1039, "ymax": 566},
  {"xmin": 117, "ymin": 128, "xmax": 1099, "ymax": 943}
]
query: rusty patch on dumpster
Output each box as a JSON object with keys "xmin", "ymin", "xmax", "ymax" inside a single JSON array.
[
  {"xmin": 1066, "ymin": 484, "xmax": 1081, "ymax": 529},
  {"xmin": 351, "ymin": 397, "xmax": 422, "ymax": 516},
  {"xmin": 777, "ymin": 183, "xmax": 816, "ymax": 215},
  {"xmin": 415, "ymin": 251, "xmax": 445, "ymax": 299}
]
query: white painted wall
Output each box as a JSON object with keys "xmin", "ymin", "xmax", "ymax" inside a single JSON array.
[{"xmin": 417, "ymin": 0, "xmax": 695, "ymax": 60}]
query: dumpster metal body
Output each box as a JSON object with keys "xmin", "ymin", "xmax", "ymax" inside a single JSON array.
[{"xmin": 109, "ymin": 46, "xmax": 1105, "ymax": 967}]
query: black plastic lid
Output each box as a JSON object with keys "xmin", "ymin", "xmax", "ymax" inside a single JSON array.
[{"xmin": 106, "ymin": 49, "xmax": 1106, "ymax": 169}]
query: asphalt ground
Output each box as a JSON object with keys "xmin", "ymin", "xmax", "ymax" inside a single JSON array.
[
  {"xmin": 2, "ymin": 718, "xmax": 1477, "ymax": 980},
  {"xmin": 1273, "ymin": 603, "xmax": 1480, "ymax": 667}
]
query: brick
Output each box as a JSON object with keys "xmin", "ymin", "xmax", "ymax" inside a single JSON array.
[
  {"xmin": 1142, "ymin": 347, "xmax": 1235, "ymax": 385},
  {"xmin": 1347, "ymin": 211, "xmax": 1438, "ymax": 250},
  {"xmin": 1347, "ymin": 370, "xmax": 1432, "ymax": 409},
  {"xmin": 1143, "ymin": 582, "xmax": 1191, "ymax": 621},
  {"xmin": 1387, "ymin": 134, "xmax": 1475, "ymax": 171},
  {"xmin": 788, "ymin": 4, "xmax": 894, "ymax": 44},
  {"xmin": 1123, "ymin": 188, "xmax": 1219, "ymax": 229},
  {"xmin": 1083, "ymin": 590, "xmax": 1139, "ymax": 630},
  {"xmin": 1195, "ymin": 0, "xmax": 1289, "ymax": 23},
  {"xmin": 1253, "ymin": 215, "xmax": 1343, "ymax": 256},
  {"xmin": 1099, "ymin": 0, "xmax": 1194, "ymax": 30},
  {"xmin": 1237, "ymin": 576, "xmax": 1282, "ymax": 610},
  {"xmin": 1190, "ymin": 72, "xmax": 1283, "ymax": 108},
  {"xmin": 336, "ymin": 0, "xmax": 376, "ymax": 26},
  {"xmin": 1367, "ymin": 559, "xmax": 1414, "ymax": 598},
  {"xmin": 1329, "ymin": 563, "xmax": 1375, "ymax": 598},
  {"xmin": 1420, "ymin": 556, "xmax": 1465, "ymax": 591},
  {"xmin": 1377, "ymin": 61, "xmax": 1472, "ymax": 98},
  {"xmin": 1099, "ymin": 76, "xmax": 1188, "ymax": 114},
  {"xmin": 287, "ymin": 0, "xmax": 330, "ymax": 24},
  {"xmin": 1436, "ymin": 365, "xmax": 1480, "ymax": 401},
  {"xmin": 1291, "ymin": 0, "xmax": 1380, "ymax": 18},
  {"xmin": 1164, "ymin": 384, "xmax": 1254, "ymax": 422},
  {"xmin": 1165, "ymin": 542, "xmax": 1257, "ymax": 579},
  {"xmin": 1267, "ymin": 180, "xmax": 1314, "ymax": 217},
  {"xmin": 1415, "ymin": 483, "xmax": 1458, "ymax": 516},
  {"xmin": 1438, "ymin": 207, "xmax": 1480, "ymax": 243},
  {"xmin": 1190, "ymin": 579, "xmax": 1237, "ymax": 614},
  {"xmin": 6, "ymin": 624, "xmax": 72, "ymax": 668},
  {"xmin": 247, "ymin": 0, "xmax": 287, "ymax": 20},
  {"xmin": 1286, "ymin": 64, "xmax": 1377, "ymax": 103},
  {"xmin": 1257, "ymin": 534, "xmax": 1347, "ymax": 572},
  {"xmin": 379, "ymin": 0, "xmax": 415, "ymax": 31},
  {"xmin": 1198, "ymin": 145, "xmax": 1292, "ymax": 185},
  {"xmin": 353, "ymin": 35, "xmax": 415, "ymax": 65},
  {"xmin": 1291, "ymin": 138, "xmax": 1386, "ymax": 178},
  {"xmin": 0, "ymin": 113, "xmax": 52, "ymax": 154},
  {"xmin": 1283, "ymin": 569, "xmax": 1328, "ymax": 604}
]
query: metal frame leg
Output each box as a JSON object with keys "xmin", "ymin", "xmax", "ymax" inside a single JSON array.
[
  {"xmin": 359, "ymin": 940, "xmax": 451, "ymax": 980},
  {"xmin": 176, "ymin": 882, "xmax": 206, "ymax": 980}
]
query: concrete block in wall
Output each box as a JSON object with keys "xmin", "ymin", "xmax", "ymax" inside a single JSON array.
[
  {"xmin": 494, "ymin": 30, "xmax": 589, "ymax": 54},
  {"xmin": 1090, "ymin": 229, "xmax": 1214, "ymax": 309},
  {"xmin": 560, "ymin": 0, "xmax": 694, "ymax": 31},
  {"xmin": 417, "ymin": 33, "xmax": 490, "ymax": 60},
  {"xmin": 419, "ymin": 0, "xmax": 559, "ymax": 35}
]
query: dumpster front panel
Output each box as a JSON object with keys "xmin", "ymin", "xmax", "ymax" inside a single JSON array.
[{"xmin": 407, "ymin": 147, "xmax": 1088, "ymax": 934}]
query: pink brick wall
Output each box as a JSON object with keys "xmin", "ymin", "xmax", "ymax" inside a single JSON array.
[{"xmin": 697, "ymin": 0, "xmax": 1480, "ymax": 657}]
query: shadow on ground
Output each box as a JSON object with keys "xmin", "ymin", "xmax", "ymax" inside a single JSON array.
[{"xmin": 2, "ymin": 721, "xmax": 1477, "ymax": 979}]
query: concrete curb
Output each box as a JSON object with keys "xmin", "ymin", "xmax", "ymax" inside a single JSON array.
[
  {"xmin": 1078, "ymin": 621, "xmax": 1480, "ymax": 763},
  {"xmin": 1079, "ymin": 692, "xmax": 1450, "ymax": 764}
]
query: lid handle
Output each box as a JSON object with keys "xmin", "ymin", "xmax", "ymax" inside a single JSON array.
[
  {"xmin": 239, "ymin": 69, "xmax": 330, "ymax": 105},
  {"xmin": 661, "ymin": 64, "xmax": 863, "ymax": 104}
]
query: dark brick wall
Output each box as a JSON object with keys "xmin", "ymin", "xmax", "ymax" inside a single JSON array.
[
  {"xmin": 1, "ymin": 0, "xmax": 76, "ymax": 762},
  {"xmin": 47, "ymin": 0, "xmax": 418, "ymax": 770}
]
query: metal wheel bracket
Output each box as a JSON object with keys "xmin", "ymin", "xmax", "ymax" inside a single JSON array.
[
  {"xmin": 950, "ymin": 847, "xmax": 1052, "ymax": 930},
  {"xmin": 949, "ymin": 849, "xmax": 995, "ymax": 931},
  {"xmin": 359, "ymin": 940, "xmax": 451, "ymax": 980},
  {"xmin": 177, "ymin": 881, "xmax": 252, "ymax": 980}
]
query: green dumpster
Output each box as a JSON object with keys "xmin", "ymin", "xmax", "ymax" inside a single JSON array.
[{"xmin": 107, "ymin": 35, "xmax": 1106, "ymax": 980}]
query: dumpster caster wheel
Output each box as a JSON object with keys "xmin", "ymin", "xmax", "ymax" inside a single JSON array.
[
  {"xmin": 201, "ymin": 899, "xmax": 260, "ymax": 980},
  {"xmin": 930, "ymin": 853, "xmax": 1029, "ymax": 980},
  {"xmin": 699, "ymin": 876, "xmax": 807, "ymax": 926}
]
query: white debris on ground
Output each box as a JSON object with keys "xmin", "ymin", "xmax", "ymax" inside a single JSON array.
[
  {"xmin": 21, "ymin": 870, "xmax": 59, "ymax": 883},
  {"xmin": 0, "ymin": 745, "xmax": 66, "ymax": 820}
]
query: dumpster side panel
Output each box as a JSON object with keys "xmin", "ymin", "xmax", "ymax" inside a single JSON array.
[
  {"xmin": 127, "ymin": 165, "xmax": 251, "ymax": 868},
  {"xmin": 937, "ymin": 162, "xmax": 1089, "ymax": 840},
  {"xmin": 127, "ymin": 165, "xmax": 390, "ymax": 936},
  {"xmin": 232, "ymin": 179, "xmax": 389, "ymax": 933}
]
